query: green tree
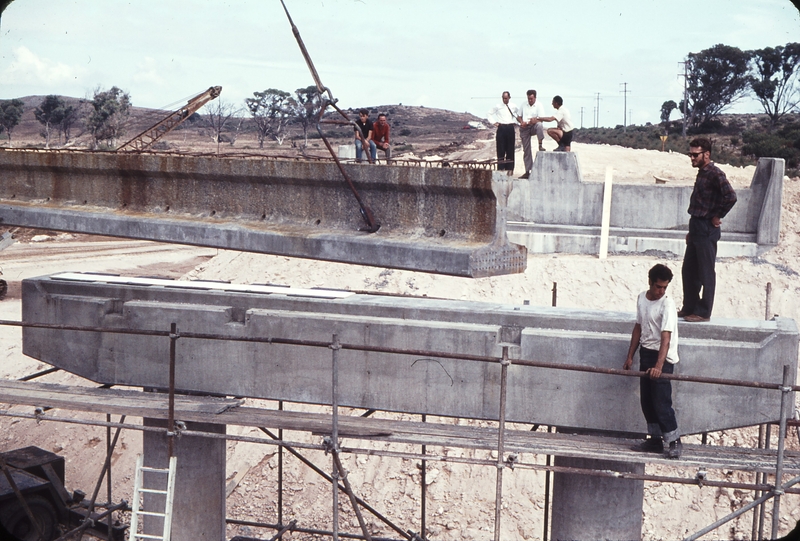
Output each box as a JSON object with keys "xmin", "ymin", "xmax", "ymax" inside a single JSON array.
[
  {"xmin": 683, "ymin": 44, "xmax": 751, "ymax": 128},
  {"xmin": 748, "ymin": 43, "xmax": 800, "ymax": 128},
  {"xmin": 293, "ymin": 85, "xmax": 322, "ymax": 149},
  {"xmin": 0, "ymin": 99, "xmax": 24, "ymax": 145},
  {"xmin": 742, "ymin": 123, "xmax": 800, "ymax": 170},
  {"xmin": 87, "ymin": 86, "xmax": 131, "ymax": 149},
  {"xmin": 34, "ymin": 95, "xmax": 67, "ymax": 148},
  {"xmin": 59, "ymin": 103, "xmax": 79, "ymax": 144},
  {"xmin": 660, "ymin": 100, "xmax": 677, "ymax": 124},
  {"xmin": 245, "ymin": 89, "xmax": 294, "ymax": 147}
]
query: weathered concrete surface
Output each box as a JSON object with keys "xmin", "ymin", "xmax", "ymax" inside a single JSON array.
[
  {"xmin": 551, "ymin": 456, "xmax": 644, "ymax": 541},
  {"xmin": 0, "ymin": 148, "xmax": 525, "ymax": 277},
  {"xmin": 507, "ymin": 153, "xmax": 784, "ymax": 256},
  {"xmin": 143, "ymin": 419, "xmax": 226, "ymax": 541},
  {"xmin": 22, "ymin": 273, "xmax": 798, "ymax": 436}
]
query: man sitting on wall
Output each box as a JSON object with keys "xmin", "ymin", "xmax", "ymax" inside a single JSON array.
[{"xmin": 373, "ymin": 113, "xmax": 391, "ymax": 161}]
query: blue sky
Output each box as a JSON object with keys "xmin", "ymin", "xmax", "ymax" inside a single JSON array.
[{"xmin": 1, "ymin": 0, "xmax": 798, "ymax": 127}]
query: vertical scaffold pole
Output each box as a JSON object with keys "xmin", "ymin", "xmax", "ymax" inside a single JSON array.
[
  {"xmin": 754, "ymin": 285, "xmax": 772, "ymax": 541},
  {"xmin": 421, "ymin": 413, "xmax": 427, "ymax": 540},
  {"xmin": 752, "ymin": 423, "xmax": 765, "ymax": 541},
  {"xmin": 770, "ymin": 364, "xmax": 791, "ymax": 539},
  {"xmin": 494, "ymin": 346, "xmax": 510, "ymax": 541},
  {"xmin": 758, "ymin": 423, "xmax": 772, "ymax": 540},
  {"xmin": 278, "ymin": 400, "xmax": 284, "ymax": 531},
  {"xmin": 168, "ymin": 322, "xmax": 178, "ymax": 458},
  {"xmin": 330, "ymin": 334, "xmax": 341, "ymax": 541}
]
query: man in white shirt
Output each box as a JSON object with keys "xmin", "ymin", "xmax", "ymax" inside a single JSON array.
[
  {"xmin": 623, "ymin": 263, "xmax": 683, "ymax": 459},
  {"xmin": 487, "ymin": 91, "xmax": 519, "ymax": 176},
  {"xmin": 516, "ymin": 89, "xmax": 546, "ymax": 179},
  {"xmin": 538, "ymin": 95, "xmax": 574, "ymax": 151}
]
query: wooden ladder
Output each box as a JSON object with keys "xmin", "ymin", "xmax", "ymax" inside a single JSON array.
[{"xmin": 128, "ymin": 454, "xmax": 177, "ymax": 541}]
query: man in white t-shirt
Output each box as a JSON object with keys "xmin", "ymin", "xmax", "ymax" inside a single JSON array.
[
  {"xmin": 516, "ymin": 89, "xmax": 546, "ymax": 179},
  {"xmin": 623, "ymin": 263, "xmax": 682, "ymax": 459},
  {"xmin": 538, "ymin": 95, "xmax": 574, "ymax": 152}
]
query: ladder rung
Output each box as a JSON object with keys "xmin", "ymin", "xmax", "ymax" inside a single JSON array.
[
  {"xmin": 139, "ymin": 488, "xmax": 168, "ymax": 494},
  {"xmin": 132, "ymin": 534, "xmax": 165, "ymax": 540},
  {"xmin": 140, "ymin": 467, "xmax": 170, "ymax": 474},
  {"xmin": 134, "ymin": 510, "xmax": 166, "ymax": 517}
]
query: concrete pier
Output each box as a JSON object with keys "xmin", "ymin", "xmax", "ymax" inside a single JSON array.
[
  {"xmin": 0, "ymin": 148, "xmax": 525, "ymax": 277},
  {"xmin": 551, "ymin": 456, "xmax": 644, "ymax": 541},
  {"xmin": 142, "ymin": 420, "xmax": 226, "ymax": 541}
]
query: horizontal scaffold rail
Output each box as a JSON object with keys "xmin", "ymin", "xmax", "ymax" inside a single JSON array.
[
  {"xmin": 1, "ymin": 379, "xmax": 798, "ymax": 483},
  {"xmin": 0, "ymin": 148, "xmax": 525, "ymax": 277}
]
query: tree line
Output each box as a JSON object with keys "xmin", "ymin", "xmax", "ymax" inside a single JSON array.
[
  {"xmin": 0, "ymin": 84, "xmax": 324, "ymax": 150},
  {"xmin": 0, "ymin": 86, "xmax": 131, "ymax": 149},
  {"xmin": 661, "ymin": 42, "xmax": 800, "ymax": 130}
]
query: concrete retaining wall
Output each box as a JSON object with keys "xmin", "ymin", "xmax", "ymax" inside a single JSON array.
[
  {"xmin": 22, "ymin": 273, "xmax": 798, "ymax": 436},
  {"xmin": 507, "ymin": 153, "xmax": 784, "ymax": 256}
]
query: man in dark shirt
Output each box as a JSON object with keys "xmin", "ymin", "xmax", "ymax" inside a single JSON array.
[
  {"xmin": 373, "ymin": 113, "xmax": 391, "ymax": 161},
  {"xmin": 679, "ymin": 138, "xmax": 737, "ymax": 322},
  {"xmin": 354, "ymin": 109, "xmax": 376, "ymax": 163}
]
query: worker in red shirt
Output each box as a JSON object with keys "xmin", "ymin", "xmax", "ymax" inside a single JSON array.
[{"xmin": 373, "ymin": 113, "xmax": 391, "ymax": 161}]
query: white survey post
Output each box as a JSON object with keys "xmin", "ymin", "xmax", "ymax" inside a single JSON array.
[{"xmin": 599, "ymin": 166, "xmax": 613, "ymax": 259}]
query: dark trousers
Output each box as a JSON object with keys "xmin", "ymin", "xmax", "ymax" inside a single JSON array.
[
  {"xmin": 639, "ymin": 347, "xmax": 678, "ymax": 442},
  {"xmin": 496, "ymin": 124, "xmax": 515, "ymax": 171},
  {"xmin": 681, "ymin": 216, "xmax": 720, "ymax": 318}
]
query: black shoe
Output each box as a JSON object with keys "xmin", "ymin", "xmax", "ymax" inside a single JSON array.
[
  {"xmin": 677, "ymin": 309, "xmax": 690, "ymax": 318},
  {"xmin": 519, "ymin": 172, "xmax": 530, "ymax": 179},
  {"xmin": 666, "ymin": 439, "xmax": 683, "ymax": 459},
  {"xmin": 631, "ymin": 437, "xmax": 663, "ymax": 454}
]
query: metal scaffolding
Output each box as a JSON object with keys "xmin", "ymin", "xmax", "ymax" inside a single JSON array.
[{"xmin": 0, "ymin": 317, "xmax": 798, "ymax": 541}]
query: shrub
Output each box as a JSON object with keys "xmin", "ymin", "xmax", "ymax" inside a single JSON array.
[{"xmin": 742, "ymin": 124, "xmax": 800, "ymax": 169}]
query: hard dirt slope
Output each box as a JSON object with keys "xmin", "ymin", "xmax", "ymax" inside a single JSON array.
[{"xmin": 0, "ymin": 141, "xmax": 798, "ymax": 540}]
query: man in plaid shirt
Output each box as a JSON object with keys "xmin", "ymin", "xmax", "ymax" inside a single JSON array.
[{"xmin": 679, "ymin": 137, "xmax": 737, "ymax": 322}]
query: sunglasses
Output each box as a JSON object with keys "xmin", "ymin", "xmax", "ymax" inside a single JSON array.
[{"xmin": 687, "ymin": 151, "xmax": 706, "ymax": 158}]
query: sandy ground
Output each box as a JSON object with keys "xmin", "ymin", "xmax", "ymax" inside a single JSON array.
[{"xmin": 1, "ymin": 142, "xmax": 799, "ymax": 540}]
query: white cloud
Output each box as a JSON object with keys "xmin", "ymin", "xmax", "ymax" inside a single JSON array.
[
  {"xmin": 2, "ymin": 46, "xmax": 81, "ymax": 85},
  {"xmin": 132, "ymin": 57, "xmax": 166, "ymax": 87}
]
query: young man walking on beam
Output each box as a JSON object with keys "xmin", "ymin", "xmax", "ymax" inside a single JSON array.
[{"xmin": 624, "ymin": 263, "xmax": 682, "ymax": 459}]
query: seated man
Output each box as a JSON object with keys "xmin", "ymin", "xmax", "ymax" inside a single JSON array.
[
  {"xmin": 538, "ymin": 95, "xmax": 574, "ymax": 152},
  {"xmin": 354, "ymin": 109, "xmax": 377, "ymax": 163},
  {"xmin": 373, "ymin": 113, "xmax": 391, "ymax": 160}
]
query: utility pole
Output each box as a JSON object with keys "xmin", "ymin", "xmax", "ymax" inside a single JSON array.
[
  {"xmin": 619, "ymin": 82, "xmax": 630, "ymax": 132},
  {"xmin": 580, "ymin": 107, "xmax": 584, "ymax": 129},
  {"xmin": 678, "ymin": 61, "xmax": 688, "ymax": 137},
  {"xmin": 595, "ymin": 93, "xmax": 601, "ymax": 128}
]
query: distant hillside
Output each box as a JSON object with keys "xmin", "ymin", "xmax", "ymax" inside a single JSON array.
[{"xmin": 0, "ymin": 95, "xmax": 491, "ymax": 157}]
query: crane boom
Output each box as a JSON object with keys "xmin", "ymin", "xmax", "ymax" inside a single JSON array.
[{"xmin": 117, "ymin": 86, "xmax": 222, "ymax": 152}]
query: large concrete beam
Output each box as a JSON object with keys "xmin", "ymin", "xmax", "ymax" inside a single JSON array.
[
  {"xmin": 0, "ymin": 148, "xmax": 525, "ymax": 277},
  {"xmin": 507, "ymin": 153, "xmax": 784, "ymax": 256},
  {"xmin": 22, "ymin": 273, "xmax": 798, "ymax": 436}
]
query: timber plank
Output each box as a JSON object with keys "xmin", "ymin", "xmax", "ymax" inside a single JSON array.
[{"xmin": 1, "ymin": 379, "xmax": 798, "ymax": 475}]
